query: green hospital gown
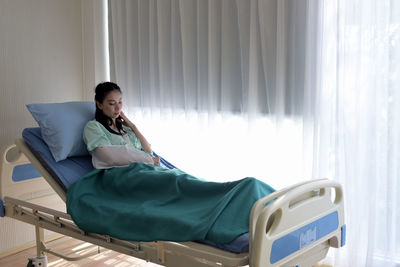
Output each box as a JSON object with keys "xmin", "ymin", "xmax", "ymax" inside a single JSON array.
[{"xmin": 83, "ymin": 120, "xmax": 144, "ymax": 152}]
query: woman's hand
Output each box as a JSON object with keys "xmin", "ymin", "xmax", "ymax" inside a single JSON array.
[
  {"xmin": 152, "ymin": 157, "xmax": 160, "ymax": 166},
  {"xmin": 119, "ymin": 111, "xmax": 134, "ymax": 127},
  {"xmin": 120, "ymin": 111, "xmax": 153, "ymax": 154}
]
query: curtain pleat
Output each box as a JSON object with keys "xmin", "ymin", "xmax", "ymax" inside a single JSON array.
[{"xmin": 109, "ymin": 0, "xmax": 311, "ymax": 115}]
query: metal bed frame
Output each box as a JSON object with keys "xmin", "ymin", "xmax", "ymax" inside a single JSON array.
[{"xmin": 0, "ymin": 138, "xmax": 346, "ymax": 266}]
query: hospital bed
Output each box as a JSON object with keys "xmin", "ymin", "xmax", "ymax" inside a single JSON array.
[{"xmin": 0, "ymin": 127, "xmax": 346, "ymax": 267}]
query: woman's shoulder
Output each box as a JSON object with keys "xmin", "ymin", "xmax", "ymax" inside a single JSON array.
[
  {"xmin": 84, "ymin": 120, "xmax": 107, "ymax": 134},
  {"xmin": 83, "ymin": 120, "xmax": 112, "ymax": 149},
  {"xmin": 85, "ymin": 120, "xmax": 100, "ymax": 127},
  {"xmin": 85, "ymin": 120, "xmax": 99, "ymax": 129}
]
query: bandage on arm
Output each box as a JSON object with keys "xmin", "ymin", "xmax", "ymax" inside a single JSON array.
[{"xmin": 91, "ymin": 145, "xmax": 154, "ymax": 169}]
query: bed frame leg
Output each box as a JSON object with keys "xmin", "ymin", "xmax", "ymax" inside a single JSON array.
[
  {"xmin": 28, "ymin": 226, "xmax": 48, "ymax": 267},
  {"xmin": 35, "ymin": 226, "xmax": 45, "ymax": 257}
]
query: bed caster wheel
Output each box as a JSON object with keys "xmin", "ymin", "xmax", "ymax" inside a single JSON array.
[{"xmin": 27, "ymin": 256, "xmax": 48, "ymax": 267}]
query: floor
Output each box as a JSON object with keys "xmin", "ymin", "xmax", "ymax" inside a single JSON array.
[{"xmin": 0, "ymin": 236, "xmax": 161, "ymax": 267}]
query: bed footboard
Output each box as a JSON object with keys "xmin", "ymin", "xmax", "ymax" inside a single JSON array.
[
  {"xmin": 249, "ymin": 179, "xmax": 345, "ymax": 267},
  {"xmin": 0, "ymin": 144, "xmax": 51, "ymax": 200}
]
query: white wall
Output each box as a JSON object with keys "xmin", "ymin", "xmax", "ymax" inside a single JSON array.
[
  {"xmin": 0, "ymin": 0, "xmax": 84, "ymax": 255},
  {"xmin": 0, "ymin": 0, "xmax": 84, "ymax": 151}
]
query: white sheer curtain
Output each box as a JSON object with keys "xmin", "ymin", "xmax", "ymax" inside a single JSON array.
[
  {"xmin": 317, "ymin": 1, "xmax": 400, "ymax": 266},
  {"xmin": 108, "ymin": 0, "xmax": 319, "ymax": 189},
  {"xmin": 108, "ymin": 0, "xmax": 400, "ymax": 265}
]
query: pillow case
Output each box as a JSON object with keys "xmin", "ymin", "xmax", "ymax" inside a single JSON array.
[{"xmin": 27, "ymin": 102, "xmax": 95, "ymax": 162}]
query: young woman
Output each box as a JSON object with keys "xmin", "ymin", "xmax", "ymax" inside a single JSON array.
[
  {"xmin": 83, "ymin": 82, "xmax": 160, "ymax": 169},
  {"xmin": 70, "ymin": 81, "xmax": 275, "ymax": 247}
]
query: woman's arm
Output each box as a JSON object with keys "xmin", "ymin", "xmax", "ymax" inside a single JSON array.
[
  {"xmin": 91, "ymin": 145, "xmax": 156, "ymax": 169},
  {"xmin": 120, "ymin": 112, "xmax": 152, "ymax": 154}
]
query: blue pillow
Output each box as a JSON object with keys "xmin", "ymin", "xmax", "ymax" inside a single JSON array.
[{"xmin": 26, "ymin": 102, "xmax": 95, "ymax": 162}]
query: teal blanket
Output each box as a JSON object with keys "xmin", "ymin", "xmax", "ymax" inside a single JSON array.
[{"xmin": 67, "ymin": 163, "xmax": 274, "ymax": 244}]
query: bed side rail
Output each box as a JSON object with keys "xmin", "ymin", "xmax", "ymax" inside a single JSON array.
[
  {"xmin": 250, "ymin": 179, "xmax": 345, "ymax": 267},
  {"xmin": 3, "ymin": 196, "xmax": 249, "ymax": 267},
  {"xmin": 3, "ymin": 196, "xmax": 150, "ymax": 264},
  {"xmin": 3, "ymin": 196, "xmax": 142, "ymax": 252}
]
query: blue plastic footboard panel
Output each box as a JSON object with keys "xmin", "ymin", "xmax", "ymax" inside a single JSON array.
[
  {"xmin": 341, "ymin": 224, "xmax": 346, "ymax": 247},
  {"xmin": 270, "ymin": 211, "xmax": 339, "ymax": 264},
  {"xmin": 12, "ymin": 163, "xmax": 41, "ymax": 182},
  {"xmin": 0, "ymin": 198, "xmax": 5, "ymax": 217}
]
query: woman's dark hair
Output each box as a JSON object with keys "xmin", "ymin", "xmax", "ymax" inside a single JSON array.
[{"xmin": 94, "ymin": 82, "xmax": 126, "ymax": 135}]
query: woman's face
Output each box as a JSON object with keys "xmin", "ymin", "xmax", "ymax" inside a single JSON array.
[{"xmin": 97, "ymin": 90, "xmax": 122, "ymax": 121}]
